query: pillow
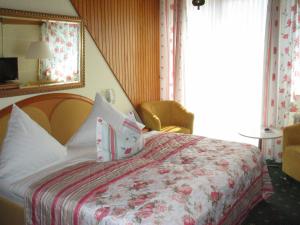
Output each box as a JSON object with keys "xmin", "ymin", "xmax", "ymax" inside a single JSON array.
[
  {"xmin": 0, "ymin": 105, "xmax": 67, "ymax": 182},
  {"xmin": 96, "ymin": 117, "xmax": 144, "ymax": 162},
  {"xmin": 67, "ymin": 93, "xmax": 144, "ymax": 148},
  {"xmin": 127, "ymin": 111, "xmax": 145, "ymax": 130}
]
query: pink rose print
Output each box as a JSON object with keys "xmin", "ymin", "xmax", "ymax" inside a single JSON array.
[
  {"xmin": 125, "ymin": 148, "xmax": 132, "ymax": 154},
  {"xmin": 111, "ymin": 207, "xmax": 127, "ymax": 217},
  {"xmin": 158, "ymin": 168, "xmax": 170, "ymax": 174},
  {"xmin": 181, "ymin": 156, "xmax": 194, "ymax": 164},
  {"xmin": 252, "ymin": 155, "xmax": 258, "ymax": 163},
  {"xmin": 94, "ymin": 207, "xmax": 110, "ymax": 221},
  {"xmin": 154, "ymin": 202, "xmax": 168, "ymax": 213},
  {"xmin": 290, "ymin": 104, "xmax": 298, "ymax": 112},
  {"xmin": 242, "ymin": 164, "xmax": 250, "ymax": 173},
  {"xmin": 66, "ymin": 41, "xmax": 73, "ymax": 47},
  {"xmin": 291, "ymin": 5, "xmax": 297, "ymax": 14},
  {"xmin": 128, "ymin": 196, "xmax": 147, "ymax": 208},
  {"xmin": 271, "ymin": 99, "xmax": 275, "ymax": 107},
  {"xmin": 135, "ymin": 203, "xmax": 154, "ymax": 219},
  {"xmin": 171, "ymin": 193, "xmax": 186, "ymax": 203},
  {"xmin": 176, "ymin": 184, "xmax": 193, "ymax": 196},
  {"xmin": 128, "ymin": 193, "xmax": 156, "ymax": 208},
  {"xmin": 191, "ymin": 168, "xmax": 205, "ymax": 176},
  {"xmin": 228, "ymin": 179, "xmax": 235, "ymax": 189},
  {"xmin": 164, "ymin": 179, "xmax": 176, "ymax": 186},
  {"xmin": 216, "ymin": 159, "xmax": 229, "ymax": 170},
  {"xmin": 183, "ymin": 215, "xmax": 196, "ymax": 225},
  {"xmin": 210, "ymin": 191, "xmax": 221, "ymax": 202},
  {"xmin": 132, "ymin": 180, "xmax": 153, "ymax": 190}
]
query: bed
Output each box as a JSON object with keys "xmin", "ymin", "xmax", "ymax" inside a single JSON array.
[{"xmin": 0, "ymin": 93, "xmax": 273, "ymax": 225}]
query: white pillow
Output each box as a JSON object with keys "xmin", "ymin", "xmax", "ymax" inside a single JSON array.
[
  {"xmin": 96, "ymin": 117, "xmax": 144, "ymax": 162},
  {"xmin": 127, "ymin": 111, "xmax": 145, "ymax": 130},
  {"xmin": 67, "ymin": 93, "xmax": 144, "ymax": 148},
  {"xmin": 0, "ymin": 105, "xmax": 67, "ymax": 182}
]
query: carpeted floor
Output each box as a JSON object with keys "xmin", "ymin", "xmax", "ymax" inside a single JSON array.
[{"xmin": 242, "ymin": 161, "xmax": 300, "ymax": 225}]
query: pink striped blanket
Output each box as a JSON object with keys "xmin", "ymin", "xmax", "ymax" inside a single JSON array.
[{"xmin": 18, "ymin": 132, "xmax": 272, "ymax": 225}]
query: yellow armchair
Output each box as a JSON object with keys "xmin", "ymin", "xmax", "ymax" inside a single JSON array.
[
  {"xmin": 139, "ymin": 100, "xmax": 194, "ymax": 134},
  {"xmin": 282, "ymin": 124, "xmax": 300, "ymax": 181}
]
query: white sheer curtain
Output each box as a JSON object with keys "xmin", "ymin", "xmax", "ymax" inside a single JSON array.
[{"xmin": 185, "ymin": 0, "xmax": 268, "ymax": 144}]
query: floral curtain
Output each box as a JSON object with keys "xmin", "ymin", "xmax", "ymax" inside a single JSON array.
[
  {"xmin": 40, "ymin": 22, "xmax": 80, "ymax": 83},
  {"xmin": 262, "ymin": 0, "xmax": 300, "ymax": 162},
  {"xmin": 160, "ymin": 0, "xmax": 187, "ymax": 103}
]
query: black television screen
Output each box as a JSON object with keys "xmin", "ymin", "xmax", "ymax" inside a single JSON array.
[{"xmin": 0, "ymin": 57, "xmax": 18, "ymax": 83}]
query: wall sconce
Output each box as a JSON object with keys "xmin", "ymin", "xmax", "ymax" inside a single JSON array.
[
  {"xmin": 192, "ymin": 0, "xmax": 205, "ymax": 10},
  {"xmin": 103, "ymin": 88, "xmax": 115, "ymax": 104},
  {"xmin": 26, "ymin": 41, "xmax": 52, "ymax": 59}
]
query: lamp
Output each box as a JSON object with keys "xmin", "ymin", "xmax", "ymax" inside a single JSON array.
[
  {"xmin": 26, "ymin": 41, "xmax": 52, "ymax": 59},
  {"xmin": 192, "ymin": 0, "xmax": 205, "ymax": 10}
]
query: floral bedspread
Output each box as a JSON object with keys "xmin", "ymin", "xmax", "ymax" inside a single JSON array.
[{"xmin": 22, "ymin": 133, "xmax": 272, "ymax": 225}]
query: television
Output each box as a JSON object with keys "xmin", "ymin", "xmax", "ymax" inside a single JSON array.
[{"xmin": 0, "ymin": 57, "xmax": 18, "ymax": 83}]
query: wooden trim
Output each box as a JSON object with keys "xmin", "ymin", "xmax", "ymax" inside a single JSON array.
[
  {"xmin": 0, "ymin": 8, "xmax": 81, "ymax": 22},
  {"xmin": 1, "ymin": 18, "xmax": 43, "ymax": 25},
  {"xmin": 0, "ymin": 93, "xmax": 93, "ymax": 118}
]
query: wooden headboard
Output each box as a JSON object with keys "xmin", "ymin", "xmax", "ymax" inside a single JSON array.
[{"xmin": 0, "ymin": 93, "xmax": 94, "ymax": 147}]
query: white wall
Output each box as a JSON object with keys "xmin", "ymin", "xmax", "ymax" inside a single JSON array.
[{"xmin": 0, "ymin": 0, "xmax": 135, "ymax": 114}]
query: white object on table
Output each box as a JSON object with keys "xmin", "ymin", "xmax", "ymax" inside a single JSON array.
[{"xmin": 238, "ymin": 127, "xmax": 282, "ymax": 149}]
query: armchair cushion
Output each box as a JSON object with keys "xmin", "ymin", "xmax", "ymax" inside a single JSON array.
[
  {"xmin": 139, "ymin": 101, "xmax": 194, "ymax": 134},
  {"xmin": 161, "ymin": 126, "xmax": 191, "ymax": 134}
]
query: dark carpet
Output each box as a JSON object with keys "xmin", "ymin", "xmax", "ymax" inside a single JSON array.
[{"xmin": 242, "ymin": 161, "xmax": 300, "ymax": 225}]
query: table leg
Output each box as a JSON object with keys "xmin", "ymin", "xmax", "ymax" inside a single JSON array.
[{"xmin": 258, "ymin": 139, "xmax": 262, "ymax": 150}]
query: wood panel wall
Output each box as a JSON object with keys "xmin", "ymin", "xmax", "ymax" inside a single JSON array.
[{"xmin": 70, "ymin": 0, "xmax": 160, "ymax": 107}]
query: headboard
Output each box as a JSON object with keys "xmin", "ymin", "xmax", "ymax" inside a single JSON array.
[{"xmin": 0, "ymin": 93, "xmax": 94, "ymax": 148}]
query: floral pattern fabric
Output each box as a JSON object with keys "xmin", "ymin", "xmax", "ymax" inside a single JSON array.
[
  {"xmin": 160, "ymin": 0, "xmax": 186, "ymax": 103},
  {"xmin": 262, "ymin": 0, "xmax": 300, "ymax": 161},
  {"xmin": 40, "ymin": 22, "xmax": 80, "ymax": 82},
  {"xmin": 22, "ymin": 133, "xmax": 272, "ymax": 225}
]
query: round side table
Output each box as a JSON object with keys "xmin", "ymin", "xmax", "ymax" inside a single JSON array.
[{"xmin": 238, "ymin": 128, "xmax": 282, "ymax": 149}]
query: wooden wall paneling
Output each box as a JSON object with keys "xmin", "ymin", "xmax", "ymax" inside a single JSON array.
[{"xmin": 70, "ymin": 0, "xmax": 160, "ymax": 107}]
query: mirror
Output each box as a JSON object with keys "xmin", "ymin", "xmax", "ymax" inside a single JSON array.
[{"xmin": 0, "ymin": 8, "xmax": 85, "ymax": 97}]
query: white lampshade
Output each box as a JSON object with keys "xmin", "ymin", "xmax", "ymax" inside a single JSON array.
[{"xmin": 26, "ymin": 41, "xmax": 52, "ymax": 59}]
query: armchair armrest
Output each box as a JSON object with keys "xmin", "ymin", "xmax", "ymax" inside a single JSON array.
[
  {"xmin": 283, "ymin": 124, "xmax": 300, "ymax": 149},
  {"xmin": 173, "ymin": 104, "xmax": 194, "ymax": 133},
  {"xmin": 139, "ymin": 107, "xmax": 161, "ymax": 131}
]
